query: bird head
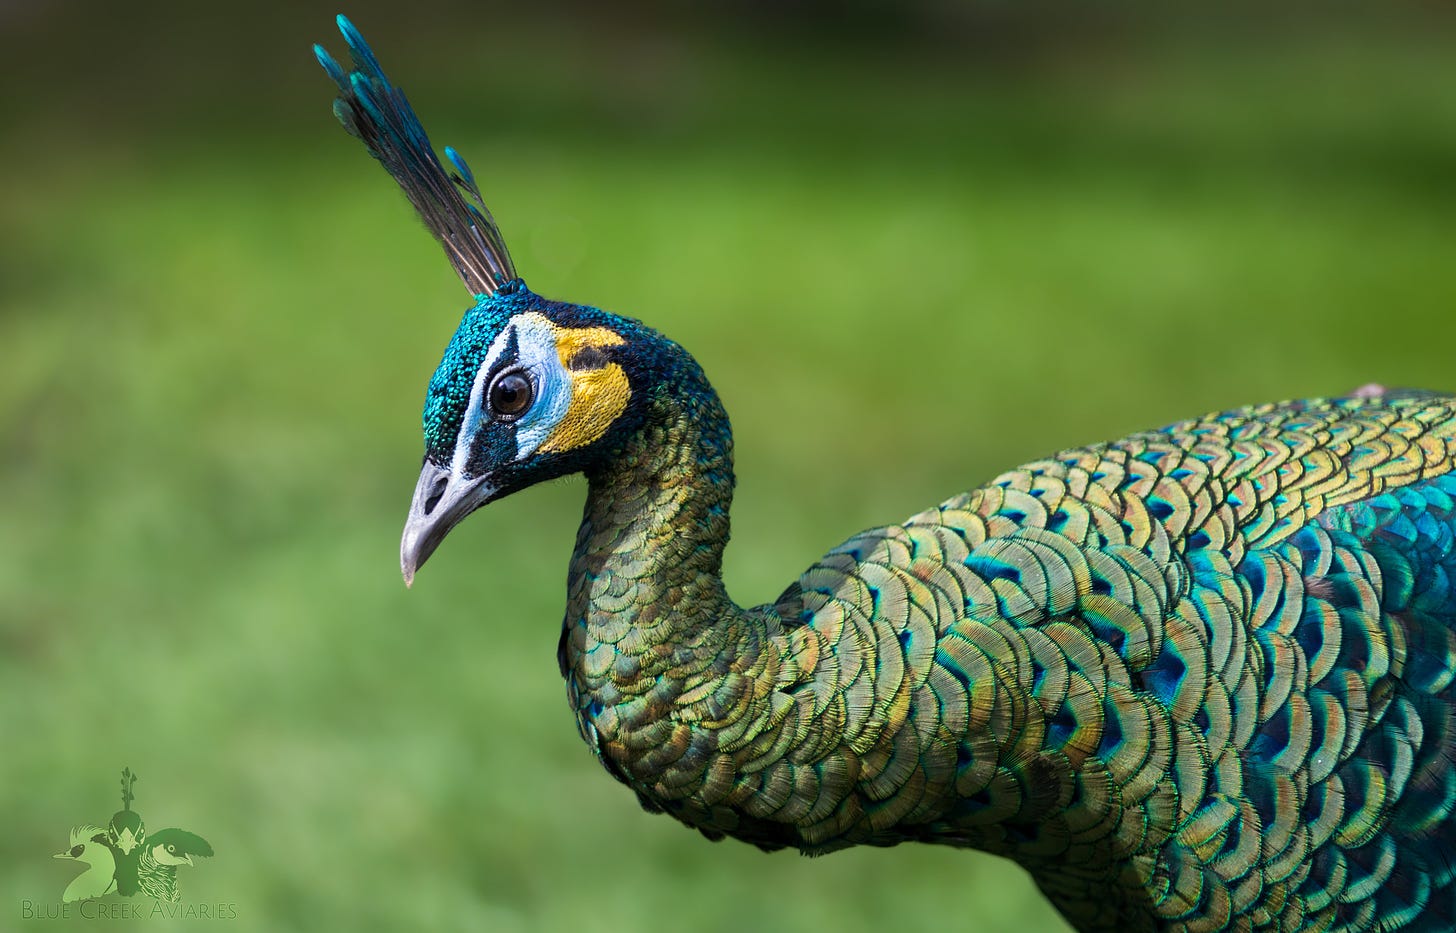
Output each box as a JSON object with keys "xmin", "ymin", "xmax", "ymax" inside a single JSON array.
[
  {"xmin": 147, "ymin": 829, "xmax": 213, "ymax": 867},
  {"xmin": 315, "ymin": 16, "xmax": 683, "ymax": 584},
  {"xmin": 399, "ymin": 285, "xmax": 668, "ymax": 582},
  {"xmin": 107, "ymin": 809, "xmax": 145, "ymax": 855},
  {"xmin": 55, "ymin": 826, "xmax": 111, "ymax": 864}
]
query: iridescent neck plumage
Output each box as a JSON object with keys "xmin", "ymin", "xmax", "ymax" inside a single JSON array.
[
  {"xmin": 558, "ymin": 357, "xmax": 812, "ymax": 822},
  {"xmin": 564, "ymin": 376, "xmax": 740, "ymax": 668}
]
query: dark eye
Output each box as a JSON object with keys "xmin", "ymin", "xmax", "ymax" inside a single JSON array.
[
  {"xmin": 167, "ymin": 844, "xmax": 176, "ymax": 854},
  {"xmin": 487, "ymin": 371, "xmax": 533, "ymax": 418},
  {"xmin": 70, "ymin": 844, "xmax": 84, "ymax": 857}
]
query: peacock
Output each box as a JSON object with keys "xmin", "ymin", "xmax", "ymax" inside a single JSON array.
[{"xmin": 316, "ymin": 17, "xmax": 1456, "ymax": 932}]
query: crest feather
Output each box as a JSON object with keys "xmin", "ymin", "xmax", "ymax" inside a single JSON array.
[
  {"xmin": 315, "ymin": 15, "xmax": 516, "ymax": 296},
  {"xmin": 69, "ymin": 825, "xmax": 105, "ymax": 847}
]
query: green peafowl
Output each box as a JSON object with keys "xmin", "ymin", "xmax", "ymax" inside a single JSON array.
[{"xmin": 316, "ymin": 17, "xmax": 1456, "ymax": 932}]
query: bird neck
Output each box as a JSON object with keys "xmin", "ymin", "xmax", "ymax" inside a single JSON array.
[
  {"xmin": 64, "ymin": 851, "xmax": 116, "ymax": 900},
  {"xmin": 561, "ymin": 370, "xmax": 776, "ymax": 764},
  {"xmin": 566, "ymin": 375, "xmax": 741, "ymax": 668}
]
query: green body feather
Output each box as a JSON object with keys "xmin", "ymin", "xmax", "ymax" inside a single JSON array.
[{"xmin": 562, "ymin": 389, "xmax": 1456, "ymax": 932}]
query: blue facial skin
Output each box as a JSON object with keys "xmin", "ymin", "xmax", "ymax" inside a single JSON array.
[
  {"xmin": 422, "ymin": 280, "xmax": 536, "ymax": 465},
  {"xmin": 418, "ymin": 279, "xmax": 700, "ymax": 493}
]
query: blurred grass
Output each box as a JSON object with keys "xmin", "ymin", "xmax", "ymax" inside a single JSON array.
[{"xmin": 3, "ymin": 2, "xmax": 1456, "ymax": 931}]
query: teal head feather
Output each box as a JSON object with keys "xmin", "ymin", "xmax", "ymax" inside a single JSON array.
[
  {"xmin": 314, "ymin": 15, "xmax": 514, "ymax": 297},
  {"xmin": 400, "ymin": 286, "xmax": 711, "ymax": 581},
  {"xmin": 317, "ymin": 16, "xmax": 712, "ymax": 581}
]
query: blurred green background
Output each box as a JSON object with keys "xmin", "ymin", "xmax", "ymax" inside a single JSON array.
[{"xmin": 4, "ymin": 2, "xmax": 1455, "ymax": 930}]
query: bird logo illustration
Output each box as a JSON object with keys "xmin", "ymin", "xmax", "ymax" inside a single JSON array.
[{"xmin": 52, "ymin": 768, "xmax": 214, "ymax": 903}]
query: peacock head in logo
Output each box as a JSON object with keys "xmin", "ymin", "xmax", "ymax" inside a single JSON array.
[
  {"xmin": 316, "ymin": 17, "xmax": 707, "ymax": 585},
  {"xmin": 107, "ymin": 813, "xmax": 145, "ymax": 856},
  {"xmin": 106, "ymin": 767, "xmax": 145, "ymax": 855}
]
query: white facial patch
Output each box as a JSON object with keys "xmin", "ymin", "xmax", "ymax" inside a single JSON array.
[
  {"xmin": 508, "ymin": 315, "xmax": 573, "ymax": 460},
  {"xmin": 449, "ymin": 313, "xmax": 575, "ymax": 478}
]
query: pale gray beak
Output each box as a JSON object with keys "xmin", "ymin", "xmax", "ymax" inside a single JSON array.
[{"xmin": 400, "ymin": 460, "xmax": 496, "ymax": 586}]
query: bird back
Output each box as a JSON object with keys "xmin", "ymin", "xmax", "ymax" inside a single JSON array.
[{"xmin": 744, "ymin": 392, "xmax": 1456, "ymax": 930}]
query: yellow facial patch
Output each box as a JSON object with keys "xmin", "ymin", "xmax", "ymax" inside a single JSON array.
[{"xmin": 538, "ymin": 325, "xmax": 631, "ymax": 455}]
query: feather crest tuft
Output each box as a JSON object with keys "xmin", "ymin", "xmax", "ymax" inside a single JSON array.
[{"xmin": 316, "ymin": 15, "xmax": 515, "ymax": 296}]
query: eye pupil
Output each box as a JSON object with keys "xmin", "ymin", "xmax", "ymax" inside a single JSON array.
[{"xmin": 488, "ymin": 372, "xmax": 533, "ymax": 417}]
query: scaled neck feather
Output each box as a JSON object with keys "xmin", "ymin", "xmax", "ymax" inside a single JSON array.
[{"xmin": 559, "ymin": 369, "xmax": 768, "ymax": 780}]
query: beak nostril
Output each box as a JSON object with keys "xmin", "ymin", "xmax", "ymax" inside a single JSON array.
[{"xmin": 423, "ymin": 475, "xmax": 448, "ymax": 515}]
